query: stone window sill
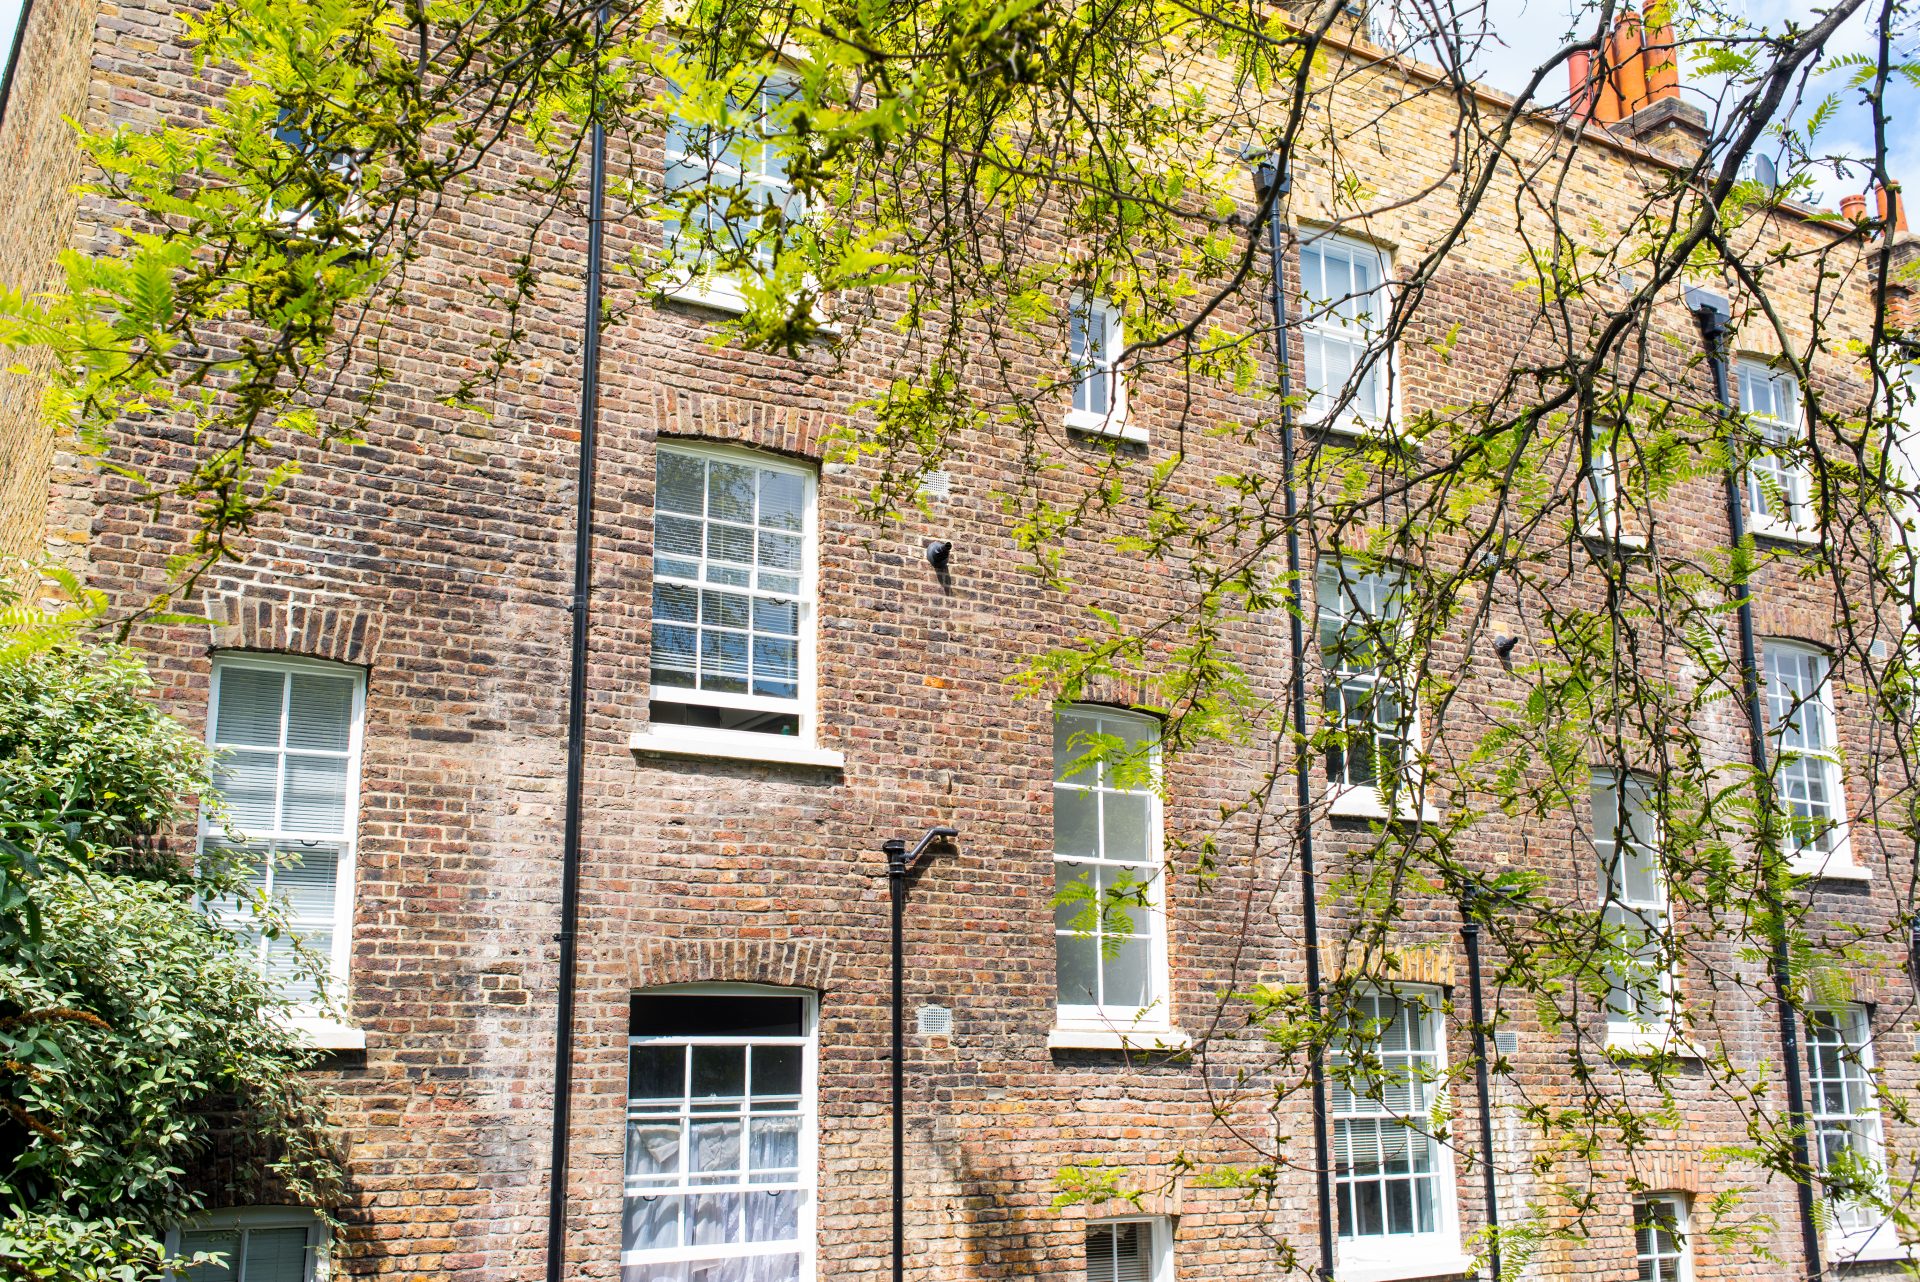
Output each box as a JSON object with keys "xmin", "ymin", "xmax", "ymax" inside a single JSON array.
[
  {"xmin": 1789, "ymin": 848, "xmax": 1870, "ymax": 882},
  {"xmin": 662, "ymin": 273, "xmax": 840, "ymax": 334},
  {"xmin": 1748, "ymin": 517, "xmax": 1820, "ymax": 547},
  {"xmin": 1336, "ymin": 1249, "xmax": 1476, "ymax": 1282},
  {"xmin": 629, "ymin": 727, "xmax": 845, "ymax": 770},
  {"xmin": 1329, "ymin": 784, "xmax": 1437, "ymax": 823},
  {"xmin": 1833, "ymin": 1220, "xmax": 1912, "ymax": 1263},
  {"xmin": 1065, "ymin": 409, "xmax": 1148, "ymax": 446},
  {"xmin": 285, "ymin": 1013, "xmax": 367, "ymax": 1051},
  {"xmin": 1605, "ymin": 1027, "xmax": 1703, "ymax": 1059},
  {"xmin": 1047, "ymin": 1025, "xmax": 1192, "ymax": 1052}
]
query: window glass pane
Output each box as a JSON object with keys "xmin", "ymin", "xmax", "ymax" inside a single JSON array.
[
  {"xmin": 271, "ymin": 845, "xmax": 339, "ymax": 919},
  {"xmin": 215, "ymin": 668, "xmax": 285, "ymax": 747},
  {"xmin": 1053, "ymin": 788, "xmax": 1099, "ymax": 860},
  {"xmin": 632, "ymin": 996, "xmax": 805, "ymax": 1038},
  {"xmin": 1055, "ymin": 934, "xmax": 1099, "ymax": 1006},
  {"xmin": 1102, "ymin": 937, "xmax": 1150, "ymax": 1010},
  {"xmin": 631, "ymin": 1045, "xmax": 686, "ymax": 1099},
  {"xmin": 1101, "ymin": 792, "xmax": 1151, "ymax": 862},
  {"xmin": 178, "ymin": 1230, "xmax": 239, "ymax": 1282},
  {"xmin": 215, "ymin": 750, "xmax": 282, "ymax": 833},
  {"xmin": 659, "ymin": 451, "xmax": 706, "ymax": 514},
  {"xmin": 708, "ymin": 462, "xmax": 756, "ymax": 523},
  {"xmin": 243, "ymin": 1226, "xmax": 311, "ymax": 1282},
  {"xmin": 692, "ymin": 1046, "xmax": 747, "ymax": 1098},
  {"xmin": 759, "ymin": 470, "xmax": 804, "ymax": 532},
  {"xmin": 286, "ymin": 674, "xmax": 355, "ymax": 752},
  {"xmin": 282, "ymin": 755, "xmax": 350, "ymax": 833}
]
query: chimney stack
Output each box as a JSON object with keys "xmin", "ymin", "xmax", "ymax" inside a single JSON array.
[{"xmin": 1571, "ymin": 3, "xmax": 1684, "ymax": 124}]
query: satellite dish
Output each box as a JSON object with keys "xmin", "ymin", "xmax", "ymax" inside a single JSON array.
[{"xmin": 1752, "ymin": 154, "xmax": 1779, "ymax": 192}]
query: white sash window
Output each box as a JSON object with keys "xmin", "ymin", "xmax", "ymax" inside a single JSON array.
[
  {"xmin": 1738, "ymin": 360, "xmax": 1814, "ymax": 539},
  {"xmin": 1299, "ymin": 234, "xmax": 1392, "ymax": 433},
  {"xmin": 1051, "ymin": 707, "xmax": 1167, "ymax": 1032},
  {"xmin": 623, "ymin": 990, "xmax": 817, "ymax": 1282},
  {"xmin": 1592, "ymin": 772, "xmax": 1674, "ymax": 1044},
  {"xmin": 1762, "ymin": 641, "xmax": 1853, "ymax": 875},
  {"xmin": 202, "ymin": 655, "xmax": 364, "ymax": 1013}
]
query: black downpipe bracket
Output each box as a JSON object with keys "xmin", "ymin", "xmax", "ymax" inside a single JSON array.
[
  {"xmin": 1459, "ymin": 888, "xmax": 1501, "ymax": 1282},
  {"xmin": 1690, "ymin": 291, "xmax": 1824, "ymax": 1282},
  {"xmin": 1253, "ymin": 155, "xmax": 1337, "ymax": 1282},
  {"xmin": 545, "ymin": 9, "xmax": 608, "ymax": 1280},
  {"xmin": 884, "ymin": 826, "xmax": 958, "ymax": 1282}
]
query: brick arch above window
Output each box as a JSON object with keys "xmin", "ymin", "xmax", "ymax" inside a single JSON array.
[
  {"xmin": 629, "ymin": 936, "xmax": 842, "ymax": 993},
  {"xmin": 653, "ymin": 387, "xmax": 834, "ymax": 461},
  {"xmin": 1628, "ymin": 1155, "xmax": 1702, "ymax": 1196},
  {"xmin": 1061, "ymin": 675, "xmax": 1153, "ymax": 712},
  {"xmin": 203, "ymin": 590, "xmax": 382, "ymax": 668}
]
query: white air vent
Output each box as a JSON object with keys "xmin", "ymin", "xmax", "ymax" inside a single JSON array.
[
  {"xmin": 916, "ymin": 1004, "xmax": 953, "ymax": 1036},
  {"xmin": 916, "ymin": 470, "xmax": 952, "ymax": 501},
  {"xmin": 1493, "ymin": 1031, "xmax": 1519, "ymax": 1057}
]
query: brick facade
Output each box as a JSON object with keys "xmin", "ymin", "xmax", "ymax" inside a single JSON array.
[{"xmin": 4, "ymin": 4, "xmax": 1919, "ymax": 1281}]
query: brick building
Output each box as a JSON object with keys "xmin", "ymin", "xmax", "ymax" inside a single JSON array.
[{"xmin": 5, "ymin": 2, "xmax": 1920, "ymax": 1281}]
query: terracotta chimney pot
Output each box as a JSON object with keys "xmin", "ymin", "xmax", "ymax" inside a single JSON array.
[
  {"xmin": 1877, "ymin": 182, "xmax": 1908, "ymax": 233},
  {"xmin": 1610, "ymin": 11, "xmax": 1649, "ymax": 114},
  {"xmin": 1841, "ymin": 193, "xmax": 1869, "ymax": 223},
  {"xmin": 1642, "ymin": 20, "xmax": 1679, "ymax": 100},
  {"xmin": 1568, "ymin": 49, "xmax": 1594, "ymax": 118}
]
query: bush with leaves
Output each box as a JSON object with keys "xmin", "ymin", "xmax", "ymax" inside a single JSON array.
[{"xmin": 0, "ymin": 629, "xmax": 340, "ymax": 1278}]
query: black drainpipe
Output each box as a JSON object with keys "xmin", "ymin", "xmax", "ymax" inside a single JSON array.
[
  {"xmin": 1459, "ymin": 886, "xmax": 1501, "ymax": 1282},
  {"xmin": 0, "ymin": 0, "xmax": 37, "ymax": 133},
  {"xmin": 1689, "ymin": 289, "xmax": 1824, "ymax": 1282},
  {"xmin": 884, "ymin": 826, "xmax": 958, "ymax": 1282},
  {"xmin": 545, "ymin": 8, "xmax": 608, "ymax": 1280},
  {"xmin": 1253, "ymin": 154, "xmax": 1336, "ymax": 1282}
]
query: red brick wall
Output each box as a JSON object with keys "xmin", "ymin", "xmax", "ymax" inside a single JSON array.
[{"xmin": 21, "ymin": 4, "xmax": 1918, "ymax": 1280}]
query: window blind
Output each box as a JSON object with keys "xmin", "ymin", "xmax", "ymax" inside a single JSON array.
[{"xmin": 1086, "ymin": 1222, "xmax": 1152, "ymax": 1282}]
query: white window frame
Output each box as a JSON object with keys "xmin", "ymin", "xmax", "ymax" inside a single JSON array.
[
  {"xmin": 622, "ymin": 984, "xmax": 819, "ymax": 1282},
  {"xmin": 1066, "ymin": 294, "xmax": 1142, "ymax": 444},
  {"xmin": 635, "ymin": 442, "xmax": 839, "ymax": 768},
  {"xmin": 1050, "ymin": 706, "xmax": 1172, "ymax": 1039},
  {"xmin": 1316, "ymin": 558, "xmax": 1429, "ymax": 821},
  {"xmin": 1329, "ymin": 987, "xmax": 1467, "ymax": 1282},
  {"xmin": 1591, "ymin": 771, "xmax": 1675, "ymax": 1050},
  {"xmin": 265, "ymin": 111, "xmax": 365, "ymax": 239},
  {"xmin": 201, "ymin": 653, "xmax": 365, "ymax": 1049},
  {"xmin": 1738, "ymin": 359, "xmax": 1817, "ymax": 543},
  {"xmin": 1760, "ymin": 640, "xmax": 1857, "ymax": 878},
  {"xmin": 1806, "ymin": 1005, "xmax": 1902, "ymax": 1262},
  {"xmin": 1633, "ymin": 1194, "xmax": 1691, "ymax": 1282},
  {"xmin": 660, "ymin": 73, "xmax": 805, "ymax": 315},
  {"xmin": 1084, "ymin": 1215, "xmax": 1175, "ymax": 1282},
  {"xmin": 1298, "ymin": 232, "xmax": 1395, "ymax": 437},
  {"xmin": 1579, "ymin": 419, "xmax": 1646, "ymax": 547},
  {"xmin": 167, "ymin": 1205, "xmax": 329, "ymax": 1281}
]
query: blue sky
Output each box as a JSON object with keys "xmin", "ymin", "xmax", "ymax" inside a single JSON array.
[{"xmin": 3, "ymin": 0, "xmax": 1911, "ymax": 208}]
